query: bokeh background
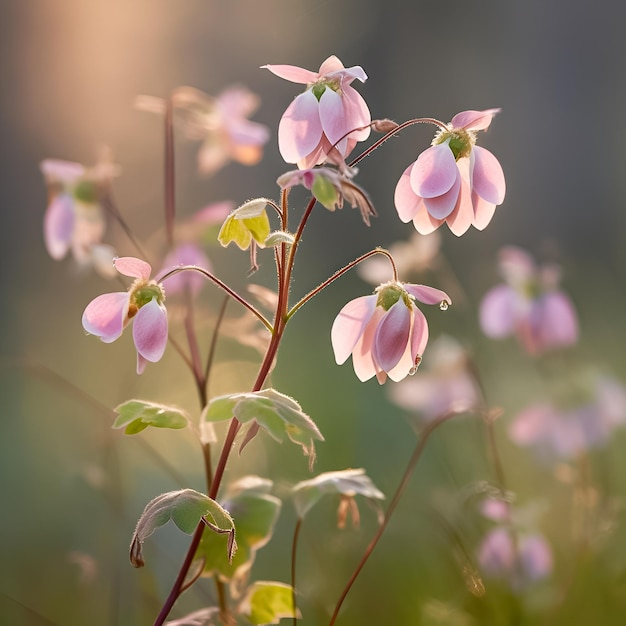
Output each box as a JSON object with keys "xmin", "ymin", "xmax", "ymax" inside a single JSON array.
[{"xmin": 2, "ymin": 0, "xmax": 626, "ymax": 624}]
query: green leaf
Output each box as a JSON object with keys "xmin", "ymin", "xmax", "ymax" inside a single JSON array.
[
  {"xmin": 217, "ymin": 199, "xmax": 271, "ymax": 249},
  {"xmin": 195, "ymin": 476, "xmax": 281, "ymax": 583},
  {"xmin": 291, "ymin": 468, "xmax": 385, "ymax": 519},
  {"xmin": 113, "ymin": 399, "xmax": 189, "ymax": 434},
  {"xmin": 311, "ymin": 172, "xmax": 339, "ymax": 210},
  {"xmin": 264, "ymin": 230, "xmax": 295, "ymax": 247},
  {"xmin": 203, "ymin": 389, "xmax": 324, "ymax": 468},
  {"xmin": 130, "ymin": 489, "xmax": 236, "ymax": 568},
  {"xmin": 239, "ymin": 581, "xmax": 299, "ymax": 625}
]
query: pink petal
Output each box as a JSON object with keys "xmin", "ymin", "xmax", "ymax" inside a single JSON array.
[
  {"xmin": 471, "ymin": 193, "xmax": 497, "ymax": 230},
  {"xmin": 423, "ymin": 172, "xmax": 461, "ymax": 219},
  {"xmin": 394, "ymin": 165, "xmax": 422, "ymax": 222},
  {"xmin": 445, "ymin": 166, "xmax": 474, "ymax": 236},
  {"xmin": 520, "ymin": 535, "xmax": 552, "ymax": 581},
  {"xmin": 472, "ymin": 146, "xmax": 506, "ymax": 205},
  {"xmin": 532, "ymin": 292, "xmax": 579, "ymax": 350},
  {"xmin": 132, "ymin": 298, "xmax": 168, "ymax": 363},
  {"xmin": 450, "ymin": 108, "xmax": 500, "ymax": 131},
  {"xmin": 319, "ymin": 87, "xmax": 349, "ymax": 152},
  {"xmin": 478, "ymin": 528, "xmax": 515, "ymax": 577},
  {"xmin": 82, "ymin": 292, "xmax": 129, "ymax": 343},
  {"xmin": 114, "ymin": 257, "xmax": 152, "ymax": 280},
  {"xmin": 479, "ymin": 285, "xmax": 518, "ymax": 338},
  {"xmin": 160, "ymin": 243, "xmax": 212, "ymax": 296},
  {"xmin": 262, "ymin": 64, "xmax": 318, "ymax": 84},
  {"xmin": 405, "ymin": 284, "xmax": 451, "ymax": 306},
  {"xmin": 374, "ymin": 301, "xmax": 411, "ymax": 372},
  {"xmin": 410, "ymin": 144, "xmax": 458, "ymax": 198},
  {"xmin": 352, "ymin": 308, "xmax": 385, "ymax": 382},
  {"xmin": 331, "ymin": 295, "xmax": 377, "ymax": 364},
  {"xmin": 44, "ymin": 194, "xmax": 75, "ymax": 260},
  {"xmin": 136, "ymin": 353, "xmax": 149, "ymax": 375},
  {"xmin": 387, "ymin": 308, "xmax": 429, "ymax": 382},
  {"xmin": 412, "ymin": 203, "xmax": 444, "ymax": 235},
  {"xmin": 317, "ymin": 55, "xmax": 345, "ymax": 76},
  {"xmin": 278, "ymin": 90, "xmax": 323, "ymax": 164},
  {"xmin": 340, "ymin": 85, "xmax": 371, "ymax": 142},
  {"xmin": 40, "ymin": 159, "xmax": 85, "ymax": 183}
]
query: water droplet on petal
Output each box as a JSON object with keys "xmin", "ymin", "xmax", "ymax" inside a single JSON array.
[
  {"xmin": 439, "ymin": 300, "xmax": 449, "ymax": 311},
  {"xmin": 409, "ymin": 355, "xmax": 422, "ymax": 375}
]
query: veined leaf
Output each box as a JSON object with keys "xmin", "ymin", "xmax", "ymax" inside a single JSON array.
[{"xmin": 113, "ymin": 399, "xmax": 190, "ymax": 434}]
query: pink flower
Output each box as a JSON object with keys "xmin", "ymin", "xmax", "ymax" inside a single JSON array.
[
  {"xmin": 478, "ymin": 528, "xmax": 552, "ymax": 589},
  {"xmin": 136, "ymin": 86, "xmax": 270, "ymax": 176},
  {"xmin": 82, "ymin": 257, "xmax": 168, "ymax": 374},
  {"xmin": 331, "ymin": 281, "xmax": 451, "ymax": 384},
  {"xmin": 388, "ymin": 335, "xmax": 481, "ymax": 420},
  {"xmin": 40, "ymin": 157, "xmax": 118, "ymax": 277},
  {"xmin": 479, "ymin": 247, "xmax": 578, "ymax": 355},
  {"xmin": 263, "ymin": 55, "xmax": 371, "ymax": 169},
  {"xmin": 508, "ymin": 376, "xmax": 626, "ymax": 461},
  {"xmin": 394, "ymin": 109, "xmax": 505, "ymax": 236},
  {"xmin": 159, "ymin": 243, "xmax": 211, "ymax": 297}
]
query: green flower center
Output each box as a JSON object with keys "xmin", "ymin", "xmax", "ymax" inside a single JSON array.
[
  {"xmin": 375, "ymin": 282, "xmax": 411, "ymax": 311},
  {"xmin": 128, "ymin": 280, "xmax": 166, "ymax": 318},
  {"xmin": 73, "ymin": 180, "xmax": 99, "ymax": 204},
  {"xmin": 311, "ymin": 78, "xmax": 341, "ymax": 101},
  {"xmin": 433, "ymin": 128, "xmax": 475, "ymax": 160}
]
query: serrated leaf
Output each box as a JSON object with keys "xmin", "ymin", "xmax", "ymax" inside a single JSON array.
[
  {"xmin": 291, "ymin": 468, "xmax": 385, "ymax": 518},
  {"xmin": 130, "ymin": 489, "xmax": 236, "ymax": 568},
  {"xmin": 113, "ymin": 399, "xmax": 189, "ymax": 434},
  {"xmin": 203, "ymin": 389, "xmax": 324, "ymax": 468},
  {"xmin": 195, "ymin": 476, "xmax": 281, "ymax": 583},
  {"xmin": 239, "ymin": 581, "xmax": 299, "ymax": 625}
]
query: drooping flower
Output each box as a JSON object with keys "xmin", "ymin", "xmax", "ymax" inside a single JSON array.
[
  {"xmin": 277, "ymin": 166, "xmax": 375, "ymax": 225},
  {"xmin": 331, "ymin": 281, "xmax": 451, "ymax": 384},
  {"xmin": 263, "ymin": 55, "xmax": 371, "ymax": 169},
  {"xmin": 40, "ymin": 156, "xmax": 118, "ymax": 276},
  {"xmin": 135, "ymin": 86, "xmax": 270, "ymax": 176},
  {"xmin": 388, "ymin": 335, "xmax": 481, "ymax": 420},
  {"xmin": 82, "ymin": 257, "xmax": 168, "ymax": 374},
  {"xmin": 479, "ymin": 247, "xmax": 578, "ymax": 355},
  {"xmin": 508, "ymin": 376, "xmax": 626, "ymax": 462},
  {"xmin": 394, "ymin": 109, "xmax": 505, "ymax": 236},
  {"xmin": 478, "ymin": 528, "xmax": 552, "ymax": 589}
]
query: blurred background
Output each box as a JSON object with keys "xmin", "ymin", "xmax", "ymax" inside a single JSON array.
[{"xmin": 2, "ymin": 0, "xmax": 626, "ymax": 624}]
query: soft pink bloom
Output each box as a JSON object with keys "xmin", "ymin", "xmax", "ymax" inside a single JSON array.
[
  {"xmin": 480, "ymin": 247, "xmax": 578, "ymax": 355},
  {"xmin": 263, "ymin": 55, "xmax": 371, "ymax": 169},
  {"xmin": 331, "ymin": 281, "xmax": 451, "ymax": 384},
  {"xmin": 160, "ymin": 243, "xmax": 211, "ymax": 297},
  {"xmin": 478, "ymin": 528, "xmax": 552, "ymax": 589},
  {"xmin": 509, "ymin": 376, "xmax": 626, "ymax": 461},
  {"xmin": 394, "ymin": 109, "xmax": 505, "ymax": 236},
  {"xmin": 388, "ymin": 335, "xmax": 480, "ymax": 419},
  {"xmin": 136, "ymin": 86, "xmax": 270, "ymax": 176},
  {"xmin": 40, "ymin": 157, "xmax": 118, "ymax": 277},
  {"xmin": 82, "ymin": 257, "xmax": 168, "ymax": 374}
]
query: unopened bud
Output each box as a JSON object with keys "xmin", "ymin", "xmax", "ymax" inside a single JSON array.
[{"xmin": 372, "ymin": 118, "xmax": 399, "ymax": 133}]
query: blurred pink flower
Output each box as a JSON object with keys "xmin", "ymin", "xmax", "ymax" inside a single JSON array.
[
  {"xmin": 479, "ymin": 247, "xmax": 578, "ymax": 355},
  {"xmin": 395, "ymin": 109, "xmax": 505, "ymax": 236},
  {"xmin": 331, "ymin": 281, "xmax": 451, "ymax": 384},
  {"xmin": 509, "ymin": 376, "xmax": 626, "ymax": 461},
  {"xmin": 159, "ymin": 243, "xmax": 211, "ymax": 297},
  {"xmin": 388, "ymin": 335, "xmax": 481, "ymax": 420},
  {"xmin": 478, "ymin": 528, "xmax": 552, "ymax": 589},
  {"xmin": 263, "ymin": 55, "xmax": 371, "ymax": 169},
  {"xmin": 82, "ymin": 257, "xmax": 168, "ymax": 374},
  {"xmin": 136, "ymin": 86, "xmax": 269, "ymax": 176},
  {"xmin": 40, "ymin": 157, "xmax": 118, "ymax": 277}
]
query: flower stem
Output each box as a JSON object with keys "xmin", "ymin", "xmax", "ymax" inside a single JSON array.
[
  {"xmin": 328, "ymin": 412, "xmax": 455, "ymax": 626},
  {"xmin": 291, "ymin": 517, "xmax": 304, "ymax": 626}
]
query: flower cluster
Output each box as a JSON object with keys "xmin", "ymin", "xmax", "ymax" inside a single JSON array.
[{"xmin": 479, "ymin": 246, "xmax": 578, "ymax": 355}]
